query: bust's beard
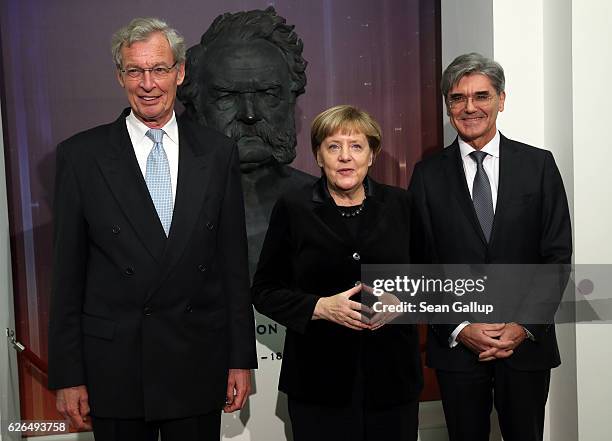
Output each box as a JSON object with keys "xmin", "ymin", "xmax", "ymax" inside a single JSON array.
[
  {"xmin": 192, "ymin": 109, "xmax": 298, "ymax": 172},
  {"xmin": 227, "ymin": 120, "xmax": 297, "ymax": 173}
]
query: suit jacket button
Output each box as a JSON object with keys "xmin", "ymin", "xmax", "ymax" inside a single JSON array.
[
  {"xmin": 206, "ymin": 222, "xmax": 214, "ymax": 230},
  {"xmin": 198, "ymin": 264, "xmax": 207, "ymax": 272},
  {"xmin": 352, "ymin": 252, "xmax": 361, "ymax": 261},
  {"xmin": 112, "ymin": 225, "xmax": 121, "ymax": 234},
  {"xmin": 186, "ymin": 304, "xmax": 193, "ymax": 313},
  {"xmin": 124, "ymin": 267, "xmax": 135, "ymax": 276},
  {"xmin": 143, "ymin": 306, "xmax": 152, "ymax": 316}
]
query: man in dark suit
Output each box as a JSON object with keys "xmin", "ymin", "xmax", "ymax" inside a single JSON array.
[
  {"xmin": 409, "ymin": 53, "xmax": 572, "ymax": 441},
  {"xmin": 48, "ymin": 17, "xmax": 256, "ymax": 441}
]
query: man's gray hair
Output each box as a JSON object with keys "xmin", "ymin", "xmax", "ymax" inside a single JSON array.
[
  {"xmin": 441, "ymin": 52, "xmax": 505, "ymax": 98},
  {"xmin": 111, "ymin": 17, "xmax": 186, "ymax": 68}
]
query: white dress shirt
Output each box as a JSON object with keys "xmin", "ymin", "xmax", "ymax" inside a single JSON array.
[
  {"xmin": 449, "ymin": 131, "xmax": 500, "ymax": 347},
  {"xmin": 125, "ymin": 111, "xmax": 179, "ymax": 202}
]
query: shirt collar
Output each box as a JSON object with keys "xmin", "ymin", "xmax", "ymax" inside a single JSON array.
[
  {"xmin": 126, "ymin": 110, "xmax": 178, "ymax": 144},
  {"xmin": 458, "ymin": 130, "xmax": 500, "ymax": 159}
]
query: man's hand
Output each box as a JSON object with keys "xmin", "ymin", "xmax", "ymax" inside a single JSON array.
[
  {"xmin": 457, "ymin": 323, "xmax": 514, "ymax": 361},
  {"xmin": 223, "ymin": 369, "xmax": 251, "ymax": 413},
  {"xmin": 312, "ymin": 284, "xmax": 372, "ymax": 330},
  {"xmin": 56, "ymin": 385, "xmax": 91, "ymax": 430},
  {"xmin": 478, "ymin": 322, "xmax": 527, "ymax": 361}
]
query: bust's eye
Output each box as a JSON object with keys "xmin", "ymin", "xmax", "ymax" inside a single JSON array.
[
  {"xmin": 214, "ymin": 93, "xmax": 236, "ymax": 110},
  {"xmin": 259, "ymin": 89, "xmax": 281, "ymax": 106}
]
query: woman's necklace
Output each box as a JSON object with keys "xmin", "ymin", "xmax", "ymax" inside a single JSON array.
[
  {"xmin": 336, "ymin": 197, "xmax": 366, "ymax": 217},
  {"xmin": 331, "ymin": 180, "xmax": 368, "ymax": 217}
]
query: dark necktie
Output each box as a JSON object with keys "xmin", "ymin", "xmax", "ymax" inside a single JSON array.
[{"xmin": 470, "ymin": 150, "xmax": 494, "ymax": 242}]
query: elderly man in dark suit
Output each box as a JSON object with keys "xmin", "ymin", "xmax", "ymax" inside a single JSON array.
[
  {"xmin": 47, "ymin": 17, "xmax": 256, "ymax": 441},
  {"xmin": 409, "ymin": 53, "xmax": 572, "ymax": 441}
]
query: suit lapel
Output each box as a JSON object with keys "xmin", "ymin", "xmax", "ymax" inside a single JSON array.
[
  {"xmin": 96, "ymin": 109, "xmax": 167, "ymax": 261},
  {"xmin": 443, "ymin": 141, "xmax": 488, "ymax": 245},
  {"xmin": 358, "ymin": 177, "xmax": 387, "ymax": 247},
  {"xmin": 489, "ymin": 134, "xmax": 522, "ymax": 248},
  {"xmin": 311, "ymin": 178, "xmax": 354, "ymax": 245},
  {"xmin": 153, "ymin": 121, "xmax": 213, "ymax": 284},
  {"xmin": 140, "ymin": 116, "xmax": 215, "ymax": 301}
]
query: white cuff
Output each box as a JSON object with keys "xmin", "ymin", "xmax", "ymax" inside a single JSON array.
[{"xmin": 449, "ymin": 321, "xmax": 471, "ymax": 348}]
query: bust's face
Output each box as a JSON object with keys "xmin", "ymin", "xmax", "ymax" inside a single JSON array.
[{"xmin": 198, "ymin": 39, "xmax": 297, "ymax": 172}]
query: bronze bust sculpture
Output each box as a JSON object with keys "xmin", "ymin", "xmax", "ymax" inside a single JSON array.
[{"xmin": 179, "ymin": 6, "xmax": 315, "ymax": 272}]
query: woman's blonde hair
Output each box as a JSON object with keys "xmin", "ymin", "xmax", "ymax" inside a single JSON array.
[{"xmin": 310, "ymin": 105, "xmax": 382, "ymax": 158}]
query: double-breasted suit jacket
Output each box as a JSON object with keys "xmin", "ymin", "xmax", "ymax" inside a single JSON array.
[
  {"xmin": 252, "ymin": 177, "xmax": 423, "ymax": 409},
  {"xmin": 48, "ymin": 109, "xmax": 257, "ymax": 420},
  {"xmin": 409, "ymin": 134, "xmax": 572, "ymax": 372}
]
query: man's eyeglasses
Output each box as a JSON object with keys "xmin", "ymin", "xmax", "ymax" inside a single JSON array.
[
  {"xmin": 120, "ymin": 62, "xmax": 178, "ymax": 79},
  {"xmin": 447, "ymin": 93, "xmax": 496, "ymax": 110}
]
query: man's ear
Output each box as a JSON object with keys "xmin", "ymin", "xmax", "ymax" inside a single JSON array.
[
  {"xmin": 176, "ymin": 62, "xmax": 186, "ymax": 86},
  {"xmin": 498, "ymin": 91, "xmax": 506, "ymax": 112}
]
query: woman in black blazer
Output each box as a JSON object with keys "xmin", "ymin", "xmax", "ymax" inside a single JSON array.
[{"xmin": 252, "ymin": 105, "xmax": 423, "ymax": 441}]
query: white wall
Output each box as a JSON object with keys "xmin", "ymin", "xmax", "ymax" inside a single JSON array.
[
  {"xmin": 493, "ymin": 1, "xmax": 545, "ymax": 147},
  {"xmin": 440, "ymin": 0, "xmax": 494, "ymax": 146},
  {"xmin": 541, "ymin": 2, "xmax": 578, "ymax": 440},
  {"xmin": 572, "ymin": 1, "xmax": 612, "ymax": 440},
  {"xmin": 490, "ymin": 0, "xmax": 612, "ymax": 439}
]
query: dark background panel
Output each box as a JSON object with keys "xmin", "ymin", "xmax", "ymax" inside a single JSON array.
[{"xmin": 0, "ymin": 0, "xmax": 441, "ymax": 427}]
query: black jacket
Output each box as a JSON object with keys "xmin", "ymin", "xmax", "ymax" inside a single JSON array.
[
  {"xmin": 252, "ymin": 177, "xmax": 423, "ymax": 408},
  {"xmin": 48, "ymin": 109, "xmax": 257, "ymax": 420},
  {"xmin": 409, "ymin": 134, "xmax": 572, "ymax": 372}
]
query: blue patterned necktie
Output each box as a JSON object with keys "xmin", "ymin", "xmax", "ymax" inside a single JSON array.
[
  {"xmin": 470, "ymin": 150, "xmax": 494, "ymax": 242},
  {"xmin": 145, "ymin": 129, "xmax": 173, "ymax": 236}
]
